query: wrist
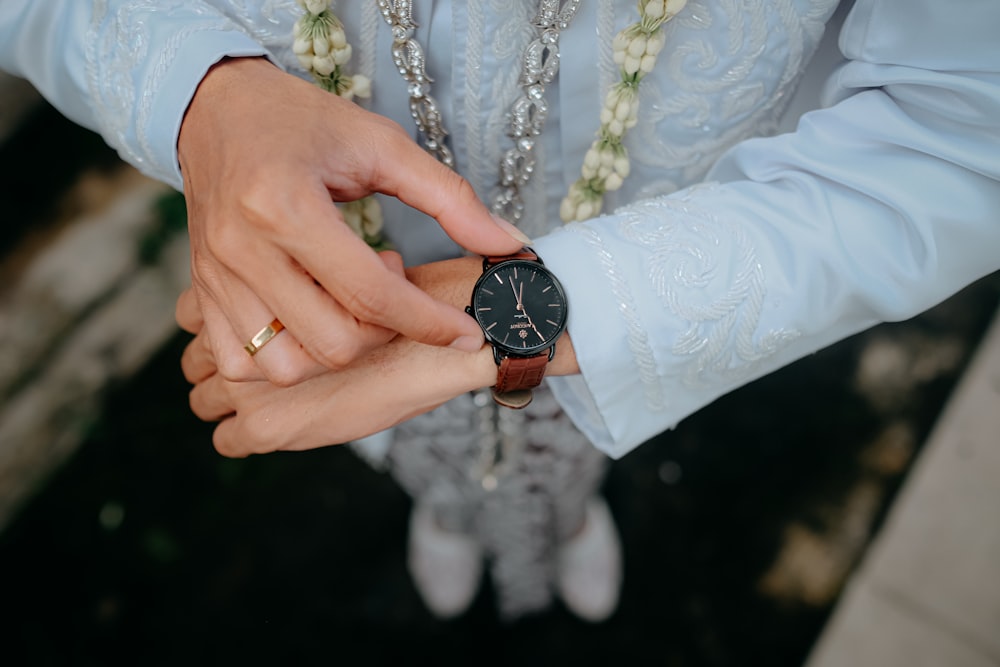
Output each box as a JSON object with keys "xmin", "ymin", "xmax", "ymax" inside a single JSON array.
[
  {"xmin": 406, "ymin": 255, "xmax": 579, "ymax": 385},
  {"xmin": 178, "ymin": 56, "xmax": 276, "ymax": 166}
]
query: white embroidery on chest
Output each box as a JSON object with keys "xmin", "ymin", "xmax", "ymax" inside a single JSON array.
[
  {"xmin": 463, "ymin": 1, "xmax": 541, "ymax": 227},
  {"xmin": 624, "ymin": 0, "xmax": 839, "ymax": 201}
]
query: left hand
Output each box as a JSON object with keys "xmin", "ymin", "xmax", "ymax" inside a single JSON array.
[{"xmin": 177, "ymin": 257, "xmax": 578, "ymax": 457}]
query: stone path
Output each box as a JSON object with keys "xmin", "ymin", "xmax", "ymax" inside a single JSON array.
[{"xmin": 805, "ymin": 306, "xmax": 1000, "ymax": 667}]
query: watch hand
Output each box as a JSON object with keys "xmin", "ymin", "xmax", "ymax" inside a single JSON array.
[
  {"xmin": 521, "ymin": 308, "xmax": 547, "ymax": 341},
  {"xmin": 509, "ymin": 276, "xmax": 525, "ymax": 315}
]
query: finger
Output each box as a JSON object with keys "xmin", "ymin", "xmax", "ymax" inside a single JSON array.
[
  {"xmin": 175, "ymin": 287, "xmax": 203, "ymax": 335},
  {"xmin": 209, "ymin": 386, "xmax": 306, "ymax": 458},
  {"xmin": 212, "ymin": 418, "xmax": 251, "ymax": 459},
  {"xmin": 180, "ymin": 331, "xmax": 217, "ymax": 384},
  {"xmin": 209, "ymin": 387, "xmax": 327, "ymax": 458},
  {"xmin": 194, "ymin": 286, "xmax": 267, "ymax": 382},
  {"xmin": 276, "ymin": 194, "xmax": 487, "ymax": 353},
  {"xmin": 193, "ymin": 267, "xmax": 329, "ymax": 385},
  {"xmin": 189, "ymin": 372, "xmax": 236, "ymax": 423},
  {"xmin": 220, "ymin": 238, "xmax": 399, "ymax": 372},
  {"xmin": 371, "ymin": 139, "xmax": 530, "ymax": 256}
]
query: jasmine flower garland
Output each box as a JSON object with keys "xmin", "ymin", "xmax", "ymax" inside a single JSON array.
[
  {"xmin": 293, "ymin": 0, "xmax": 387, "ymax": 249},
  {"xmin": 560, "ymin": 0, "xmax": 687, "ymax": 222}
]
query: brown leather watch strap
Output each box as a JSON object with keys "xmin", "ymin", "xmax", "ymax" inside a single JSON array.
[
  {"xmin": 492, "ymin": 353, "xmax": 549, "ymax": 409},
  {"xmin": 496, "ymin": 354, "xmax": 549, "ymax": 393},
  {"xmin": 484, "ymin": 248, "xmax": 539, "ymax": 267}
]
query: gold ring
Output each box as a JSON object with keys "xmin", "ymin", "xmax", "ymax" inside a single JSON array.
[{"xmin": 244, "ymin": 318, "xmax": 285, "ymax": 356}]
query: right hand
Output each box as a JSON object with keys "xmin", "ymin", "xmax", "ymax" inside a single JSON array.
[{"xmin": 177, "ymin": 57, "xmax": 528, "ymax": 386}]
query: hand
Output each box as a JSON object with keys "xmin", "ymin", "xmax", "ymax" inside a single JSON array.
[
  {"xmin": 177, "ymin": 257, "xmax": 579, "ymax": 457},
  {"xmin": 177, "ymin": 57, "xmax": 528, "ymax": 387}
]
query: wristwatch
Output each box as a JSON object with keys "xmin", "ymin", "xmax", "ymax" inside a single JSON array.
[{"xmin": 466, "ymin": 248, "xmax": 568, "ymax": 409}]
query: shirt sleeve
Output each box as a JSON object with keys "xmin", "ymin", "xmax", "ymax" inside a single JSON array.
[
  {"xmin": 534, "ymin": 0, "xmax": 1000, "ymax": 459},
  {"xmin": 0, "ymin": 1, "xmax": 273, "ymax": 190}
]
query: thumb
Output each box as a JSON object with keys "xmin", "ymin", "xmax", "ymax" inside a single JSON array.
[{"xmin": 379, "ymin": 146, "xmax": 531, "ymax": 257}]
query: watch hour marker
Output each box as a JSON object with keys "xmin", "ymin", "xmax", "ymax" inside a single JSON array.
[
  {"xmin": 482, "ymin": 288, "xmax": 494, "ymax": 295},
  {"xmin": 478, "ymin": 307, "xmax": 492, "ymax": 311},
  {"xmin": 542, "ymin": 286, "xmax": 551, "ymax": 293},
  {"xmin": 546, "ymin": 319, "xmax": 558, "ymax": 327},
  {"xmin": 494, "ymin": 274, "xmax": 504, "ymax": 284},
  {"xmin": 485, "ymin": 322, "xmax": 498, "ymax": 331}
]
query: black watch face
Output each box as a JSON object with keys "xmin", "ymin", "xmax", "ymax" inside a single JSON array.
[{"xmin": 470, "ymin": 260, "xmax": 568, "ymax": 355}]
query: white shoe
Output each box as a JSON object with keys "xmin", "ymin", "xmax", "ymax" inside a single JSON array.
[
  {"xmin": 407, "ymin": 502, "xmax": 483, "ymax": 618},
  {"xmin": 556, "ymin": 497, "xmax": 623, "ymax": 622}
]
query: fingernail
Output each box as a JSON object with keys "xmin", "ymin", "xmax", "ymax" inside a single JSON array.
[
  {"xmin": 491, "ymin": 213, "xmax": 532, "ymax": 245},
  {"xmin": 450, "ymin": 334, "xmax": 485, "ymax": 353}
]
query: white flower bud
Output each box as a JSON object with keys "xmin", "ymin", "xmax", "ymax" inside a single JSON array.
[
  {"xmin": 312, "ymin": 54, "xmax": 337, "ymax": 76},
  {"xmin": 608, "ymin": 119, "xmax": 625, "ymax": 136},
  {"xmin": 362, "ymin": 210, "xmax": 383, "ymax": 237},
  {"xmin": 560, "ymin": 197, "xmax": 577, "ymax": 222},
  {"xmin": 644, "ymin": 2, "xmax": 666, "ymax": 20},
  {"xmin": 627, "ymin": 35, "xmax": 647, "ymax": 59},
  {"xmin": 613, "ymin": 156, "xmax": 631, "ymax": 178},
  {"xmin": 363, "ymin": 195, "xmax": 382, "ymax": 221},
  {"xmin": 584, "ymin": 148, "xmax": 602, "ymax": 170},
  {"xmin": 666, "ymin": 0, "xmax": 689, "ymax": 17},
  {"xmin": 624, "ymin": 55, "xmax": 641, "ymax": 76},
  {"xmin": 293, "ymin": 36, "xmax": 312, "ymax": 55},
  {"xmin": 615, "ymin": 99, "xmax": 632, "ymax": 121},
  {"xmin": 612, "ymin": 31, "xmax": 630, "ymax": 52},
  {"xmin": 600, "ymin": 148, "xmax": 615, "ymax": 167},
  {"xmin": 313, "ymin": 36, "xmax": 330, "ymax": 57},
  {"xmin": 645, "ymin": 31, "xmax": 666, "ymax": 56},
  {"xmin": 332, "ymin": 44, "xmax": 352, "ymax": 66},
  {"xmin": 304, "ymin": 0, "xmax": 328, "ymax": 16},
  {"xmin": 361, "ymin": 195, "xmax": 379, "ymax": 216},
  {"xmin": 604, "ymin": 172, "xmax": 624, "ymax": 191},
  {"xmin": 577, "ymin": 200, "xmax": 596, "ymax": 220},
  {"xmin": 351, "ymin": 74, "xmax": 371, "ymax": 98},
  {"xmin": 297, "ymin": 54, "xmax": 314, "ymax": 69},
  {"xmin": 330, "ymin": 27, "xmax": 347, "ymax": 49},
  {"xmin": 600, "ymin": 106, "xmax": 614, "ymax": 125},
  {"xmin": 640, "ymin": 54, "xmax": 657, "ymax": 74}
]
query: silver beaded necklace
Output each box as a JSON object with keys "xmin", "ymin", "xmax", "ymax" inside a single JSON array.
[{"xmin": 377, "ymin": 0, "xmax": 583, "ymax": 224}]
